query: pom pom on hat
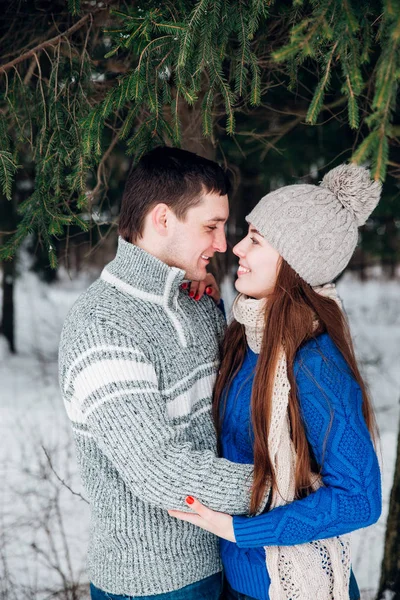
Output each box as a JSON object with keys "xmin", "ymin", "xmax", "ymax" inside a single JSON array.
[{"xmin": 320, "ymin": 163, "xmax": 381, "ymax": 226}]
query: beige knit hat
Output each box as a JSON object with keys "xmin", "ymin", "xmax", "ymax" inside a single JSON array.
[{"xmin": 245, "ymin": 164, "xmax": 382, "ymax": 286}]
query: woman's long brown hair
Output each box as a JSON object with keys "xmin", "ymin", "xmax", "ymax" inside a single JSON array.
[{"xmin": 213, "ymin": 260, "xmax": 377, "ymax": 515}]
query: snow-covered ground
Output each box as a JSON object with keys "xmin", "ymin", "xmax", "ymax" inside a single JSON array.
[
  {"xmin": 0, "ymin": 267, "xmax": 399, "ymax": 599},
  {"xmin": 0, "ymin": 269, "xmax": 93, "ymax": 600},
  {"xmin": 336, "ymin": 278, "xmax": 400, "ymax": 600}
]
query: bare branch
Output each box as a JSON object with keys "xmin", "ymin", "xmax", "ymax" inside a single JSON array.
[
  {"xmin": 0, "ymin": 10, "xmax": 106, "ymax": 75},
  {"xmin": 22, "ymin": 56, "xmax": 37, "ymax": 85},
  {"xmin": 87, "ymin": 132, "xmax": 121, "ymax": 203},
  {"xmin": 42, "ymin": 446, "xmax": 89, "ymax": 504}
]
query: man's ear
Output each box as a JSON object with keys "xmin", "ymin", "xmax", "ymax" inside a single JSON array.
[{"xmin": 151, "ymin": 203, "xmax": 171, "ymax": 236}]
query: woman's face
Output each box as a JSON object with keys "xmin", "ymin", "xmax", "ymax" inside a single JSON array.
[{"xmin": 233, "ymin": 224, "xmax": 281, "ymax": 299}]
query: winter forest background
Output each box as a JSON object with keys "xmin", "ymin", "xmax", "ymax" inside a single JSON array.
[{"xmin": 1, "ymin": 1, "xmax": 400, "ymax": 599}]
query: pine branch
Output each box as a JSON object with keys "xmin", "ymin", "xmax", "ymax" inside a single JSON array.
[
  {"xmin": 374, "ymin": 127, "xmax": 389, "ymax": 182},
  {"xmin": 68, "ymin": 0, "xmax": 81, "ymax": 17},
  {"xmin": 0, "ymin": 151, "xmax": 19, "ymax": 200},
  {"xmin": 306, "ymin": 41, "xmax": 338, "ymax": 125},
  {"xmin": 0, "ymin": 0, "xmax": 398, "ymax": 270}
]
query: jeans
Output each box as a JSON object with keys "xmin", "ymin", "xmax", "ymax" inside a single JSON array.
[
  {"xmin": 90, "ymin": 573, "xmax": 223, "ymax": 600},
  {"xmin": 221, "ymin": 570, "xmax": 361, "ymax": 600},
  {"xmin": 221, "ymin": 581, "xmax": 255, "ymax": 600}
]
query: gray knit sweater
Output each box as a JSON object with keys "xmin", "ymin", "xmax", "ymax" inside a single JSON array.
[{"xmin": 58, "ymin": 237, "xmax": 253, "ymax": 596}]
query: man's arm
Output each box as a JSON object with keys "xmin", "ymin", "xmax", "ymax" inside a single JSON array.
[{"xmin": 61, "ymin": 325, "xmax": 253, "ymax": 514}]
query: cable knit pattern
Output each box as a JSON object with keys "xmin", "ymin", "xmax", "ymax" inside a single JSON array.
[
  {"xmin": 245, "ymin": 164, "xmax": 381, "ymax": 286},
  {"xmin": 58, "ymin": 237, "xmax": 254, "ymax": 596},
  {"xmin": 220, "ymin": 333, "xmax": 382, "ymax": 600},
  {"xmin": 232, "ymin": 294, "xmax": 351, "ymax": 599}
]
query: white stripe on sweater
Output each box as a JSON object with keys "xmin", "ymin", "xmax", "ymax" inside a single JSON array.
[
  {"xmin": 72, "ymin": 359, "xmax": 158, "ymax": 402},
  {"xmin": 101, "ymin": 268, "xmax": 161, "ymax": 304},
  {"xmin": 101, "ymin": 268, "xmax": 188, "ymax": 347},
  {"xmin": 63, "ymin": 346, "xmax": 143, "ymax": 393},
  {"xmin": 71, "ymin": 426, "xmax": 93, "ymax": 437},
  {"xmin": 83, "ymin": 386, "xmax": 159, "ymax": 422},
  {"xmin": 174, "ymin": 404, "xmax": 212, "ymax": 428},
  {"xmin": 163, "ymin": 361, "xmax": 218, "ymax": 395},
  {"xmin": 166, "ymin": 373, "xmax": 216, "ymax": 419},
  {"xmin": 65, "ymin": 385, "xmax": 159, "ymax": 425},
  {"xmin": 64, "ymin": 397, "xmax": 85, "ymax": 424},
  {"xmin": 162, "ymin": 270, "xmax": 187, "ymax": 348}
]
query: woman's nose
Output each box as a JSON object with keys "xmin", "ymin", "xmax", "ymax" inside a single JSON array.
[{"xmin": 233, "ymin": 240, "xmax": 245, "ymax": 257}]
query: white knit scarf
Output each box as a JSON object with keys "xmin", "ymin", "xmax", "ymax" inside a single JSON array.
[{"xmin": 232, "ymin": 286, "xmax": 351, "ymax": 600}]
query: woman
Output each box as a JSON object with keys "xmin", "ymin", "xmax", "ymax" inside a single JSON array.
[{"xmin": 169, "ymin": 163, "xmax": 382, "ymax": 600}]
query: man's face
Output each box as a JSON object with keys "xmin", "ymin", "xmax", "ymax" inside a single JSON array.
[{"xmin": 165, "ymin": 191, "xmax": 229, "ymax": 280}]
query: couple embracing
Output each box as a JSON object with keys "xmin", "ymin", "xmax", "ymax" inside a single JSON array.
[{"xmin": 59, "ymin": 147, "xmax": 382, "ymax": 600}]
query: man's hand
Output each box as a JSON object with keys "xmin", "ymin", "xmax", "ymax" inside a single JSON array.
[
  {"xmin": 181, "ymin": 273, "xmax": 221, "ymax": 304},
  {"xmin": 168, "ymin": 496, "xmax": 236, "ymax": 542}
]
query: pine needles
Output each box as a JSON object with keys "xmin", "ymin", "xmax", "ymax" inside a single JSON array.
[{"xmin": 0, "ymin": 0, "xmax": 398, "ymax": 265}]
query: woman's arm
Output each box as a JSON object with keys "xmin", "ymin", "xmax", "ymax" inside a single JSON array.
[
  {"xmin": 232, "ymin": 336, "xmax": 382, "ymax": 548},
  {"xmin": 169, "ymin": 336, "xmax": 381, "ymax": 546}
]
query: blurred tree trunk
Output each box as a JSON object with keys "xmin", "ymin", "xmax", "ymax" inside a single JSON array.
[
  {"xmin": 0, "ymin": 195, "xmax": 17, "ymax": 353},
  {"xmin": 178, "ymin": 95, "xmax": 216, "ymax": 161},
  {"xmin": 1, "ymin": 255, "xmax": 15, "ymax": 353},
  {"xmin": 377, "ymin": 414, "xmax": 400, "ymax": 599},
  {"xmin": 386, "ymin": 218, "xmax": 398, "ymax": 279},
  {"xmin": 358, "ymin": 249, "xmax": 367, "ymax": 282},
  {"xmin": 173, "ymin": 93, "xmax": 229, "ymax": 284}
]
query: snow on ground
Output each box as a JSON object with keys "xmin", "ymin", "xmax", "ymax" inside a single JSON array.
[
  {"xmin": 336, "ymin": 278, "xmax": 400, "ymax": 599},
  {"xmin": 0, "ymin": 269, "xmax": 94, "ymax": 599},
  {"xmin": 0, "ymin": 267, "xmax": 399, "ymax": 599}
]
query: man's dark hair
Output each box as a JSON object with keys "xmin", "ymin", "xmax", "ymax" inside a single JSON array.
[{"xmin": 118, "ymin": 146, "xmax": 231, "ymax": 242}]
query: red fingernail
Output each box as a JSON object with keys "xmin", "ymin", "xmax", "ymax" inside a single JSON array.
[
  {"xmin": 205, "ymin": 286, "xmax": 212, "ymax": 295},
  {"xmin": 186, "ymin": 496, "xmax": 194, "ymax": 505},
  {"xmin": 194, "ymin": 293, "xmax": 200, "ymax": 301},
  {"xmin": 189, "ymin": 291, "xmax": 195, "ymax": 298},
  {"xmin": 181, "ymin": 282, "xmax": 188, "ymax": 289}
]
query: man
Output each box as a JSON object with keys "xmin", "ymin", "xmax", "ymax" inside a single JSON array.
[{"xmin": 58, "ymin": 147, "xmax": 254, "ymax": 600}]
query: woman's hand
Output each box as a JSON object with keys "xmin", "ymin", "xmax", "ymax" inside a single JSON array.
[
  {"xmin": 168, "ymin": 496, "xmax": 236, "ymax": 542},
  {"xmin": 181, "ymin": 273, "xmax": 221, "ymax": 304}
]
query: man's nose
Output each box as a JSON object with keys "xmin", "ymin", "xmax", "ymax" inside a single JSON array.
[{"xmin": 213, "ymin": 229, "xmax": 227, "ymax": 253}]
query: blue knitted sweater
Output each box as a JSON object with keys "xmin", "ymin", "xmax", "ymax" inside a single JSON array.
[{"xmin": 220, "ymin": 333, "xmax": 382, "ymax": 600}]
